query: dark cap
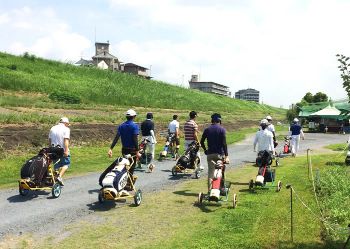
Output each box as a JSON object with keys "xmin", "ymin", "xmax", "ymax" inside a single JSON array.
[
  {"xmin": 211, "ymin": 113, "xmax": 221, "ymax": 122},
  {"xmin": 146, "ymin": 112, "xmax": 153, "ymax": 119},
  {"xmin": 189, "ymin": 111, "xmax": 197, "ymax": 119}
]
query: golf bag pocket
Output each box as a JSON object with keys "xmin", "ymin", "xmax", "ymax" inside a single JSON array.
[
  {"xmin": 264, "ymin": 168, "xmax": 275, "ymax": 182},
  {"xmin": 177, "ymin": 155, "xmax": 191, "ymax": 168},
  {"xmin": 21, "ymin": 156, "xmax": 48, "ymax": 183}
]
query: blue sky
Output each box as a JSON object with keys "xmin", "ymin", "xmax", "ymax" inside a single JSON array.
[{"xmin": 1, "ymin": 0, "xmax": 350, "ymax": 108}]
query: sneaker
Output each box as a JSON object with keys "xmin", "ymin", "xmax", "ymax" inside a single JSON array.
[
  {"xmin": 57, "ymin": 176, "xmax": 64, "ymax": 186},
  {"xmin": 199, "ymin": 165, "xmax": 204, "ymax": 171}
]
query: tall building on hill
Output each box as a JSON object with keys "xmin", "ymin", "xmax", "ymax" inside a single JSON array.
[
  {"xmin": 235, "ymin": 88, "xmax": 260, "ymax": 102},
  {"xmin": 75, "ymin": 41, "xmax": 151, "ymax": 79},
  {"xmin": 188, "ymin": 75, "xmax": 231, "ymax": 97}
]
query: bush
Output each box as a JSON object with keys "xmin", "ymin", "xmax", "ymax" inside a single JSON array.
[
  {"xmin": 49, "ymin": 91, "xmax": 81, "ymax": 104},
  {"xmin": 8, "ymin": 64, "xmax": 17, "ymax": 70}
]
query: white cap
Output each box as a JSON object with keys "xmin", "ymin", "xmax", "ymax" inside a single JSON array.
[
  {"xmin": 125, "ymin": 109, "xmax": 137, "ymax": 116},
  {"xmin": 260, "ymin": 119, "xmax": 268, "ymax": 125},
  {"xmin": 60, "ymin": 117, "xmax": 69, "ymax": 124},
  {"xmin": 293, "ymin": 118, "xmax": 299, "ymax": 122},
  {"xmin": 266, "ymin": 115, "xmax": 272, "ymax": 120}
]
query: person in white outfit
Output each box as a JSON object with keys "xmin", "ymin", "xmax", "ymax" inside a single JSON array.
[
  {"xmin": 254, "ymin": 119, "xmax": 275, "ymax": 154},
  {"xmin": 168, "ymin": 114, "xmax": 180, "ymax": 156},
  {"xmin": 289, "ymin": 118, "xmax": 305, "ymax": 157}
]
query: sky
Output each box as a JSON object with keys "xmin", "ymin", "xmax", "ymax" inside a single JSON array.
[{"xmin": 1, "ymin": 0, "xmax": 350, "ymax": 108}]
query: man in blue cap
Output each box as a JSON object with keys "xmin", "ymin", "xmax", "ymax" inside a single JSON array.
[{"xmin": 200, "ymin": 113, "xmax": 230, "ymax": 191}]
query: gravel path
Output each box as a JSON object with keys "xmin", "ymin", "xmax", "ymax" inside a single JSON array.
[{"xmin": 0, "ymin": 132, "xmax": 347, "ymax": 240}]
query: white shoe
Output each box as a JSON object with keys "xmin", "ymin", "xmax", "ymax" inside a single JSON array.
[{"xmin": 199, "ymin": 165, "xmax": 204, "ymax": 171}]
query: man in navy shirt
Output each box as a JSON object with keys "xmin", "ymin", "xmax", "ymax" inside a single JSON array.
[
  {"xmin": 289, "ymin": 118, "xmax": 305, "ymax": 157},
  {"xmin": 108, "ymin": 109, "xmax": 141, "ymax": 176},
  {"xmin": 200, "ymin": 113, "xmax": 230, "ymax": 191}
]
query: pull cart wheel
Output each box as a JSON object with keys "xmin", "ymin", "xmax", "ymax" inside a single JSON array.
[
  {"xmin": 198, "ymin": 192, "xmax": 204, "ymax": 204},
  {"xmin": 98, "ymin": 191, "xmax": 105, "ymax": 204},
  {"xmin": 134, "ymin": 189, "xmax": 142, "ymax": 206},
  {"xmin": 19, "ymin": 184, "xmax": 29, "ymax": 196},
  {"xmin": 52, "ymin": 183, "xmax": 62, "ymax": 198},
  {"xmin": 195, "ymin": 170, "xmax": 201, "ymax": 179},
  {"xmin": 276, "ymin": 180, "xmax": 282, "ymax": 192},
  {"xmin": 249, "ymin": 179, "xmax": 254, "ymax": 190},
  {"xmin": 232, "ymin": 193, "xmax": 238, "ymax": 208},
  {"xmin": 171, "ymin": 166, "xmax": 178, "ymax": 176}
]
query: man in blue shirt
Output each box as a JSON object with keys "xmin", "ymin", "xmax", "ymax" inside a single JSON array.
[
  {"xmin": 289, "ymin": 118, "xmax": 305, "ymax": 157},
  {"xmin": 200, "ymin": 113, "xmax": 230, "ymax": 191},
  {"xmin": 108, "ymin": 109, "xmax": 141, "ymax": 176}
]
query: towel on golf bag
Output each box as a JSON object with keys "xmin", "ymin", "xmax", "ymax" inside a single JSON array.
[
  {"xmin": 99, "ymin": 157, "xmax": 129, "ymax": 191},
  {"xmin": 20, "ymin": 155, "xmax": 48, "ymax": 184},
  {"xmin": 256, "ymin": 150, "xmax": 272, "ymax": 167}
]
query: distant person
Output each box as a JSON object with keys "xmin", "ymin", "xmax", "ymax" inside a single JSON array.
[
  {"xmin": 48, "ymin": 117, "xmax": 71, "ymax": 186},
  {"xmin": 266, "ymin": 115, "xmax": 277, "ymax": 148},
  {"xmin": 289, "ymin": 118, "xmax": 305, "ymax": 157},
  {"xmin": 168, "ymin": 114, "xmax": 180, "ymax": 157},
  {"xmin": 200, "ymin": 113, "xmax": 229, "ymax": 191},
  {"xmin": 184, "ymin": 111, "xmax": 202, "ymax": 169},
  {"xmin": 253, "ymin": 119, "xmax": 275, "ymax": 155},
  {"xmin": 108, "ymin": 109, "xmax": 141, "ymax": 189},
  {"xmin": 140, "ymin": 112, "xmax": 157, "ymax": 161}
]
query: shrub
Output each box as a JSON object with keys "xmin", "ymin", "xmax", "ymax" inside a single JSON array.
[
  {"xmin": 8, "ymin": 64, "xmax": 17, "ymax": 70},
  {"xmin": 49, "ymin": 91, "xmax": 81, "ymax": 104}
]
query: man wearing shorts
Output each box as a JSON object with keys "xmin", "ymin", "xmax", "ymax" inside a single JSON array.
[{"xmin": 49, "ymin": 117, "xmax": 71, "ymax": 186}]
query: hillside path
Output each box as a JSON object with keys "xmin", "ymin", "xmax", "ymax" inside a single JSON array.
[{"xmin": 0, "ymin": 133, "xmax": 347, "ymax": 240}]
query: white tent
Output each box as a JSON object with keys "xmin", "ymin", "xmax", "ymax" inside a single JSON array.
[{"xmin": 310, "ymin": 105, "xmax": 341, "ymax": 118}]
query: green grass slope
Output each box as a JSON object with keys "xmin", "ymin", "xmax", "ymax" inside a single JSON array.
[{"xmin": 0, "ymin": 52, "xmax": 284, "ymax": 115}]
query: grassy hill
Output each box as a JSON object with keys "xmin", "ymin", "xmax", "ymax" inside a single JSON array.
[{"xmin": 0, "ymin": 51, "xmax": 285, "ymax": 125}]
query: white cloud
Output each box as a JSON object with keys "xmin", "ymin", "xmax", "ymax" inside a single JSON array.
[{"xmin": 2, "ymin": 6, "xmax": 91, "ymax": 62}]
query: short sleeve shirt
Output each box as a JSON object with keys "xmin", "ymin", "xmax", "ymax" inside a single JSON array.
[
  {"xmin": 184, "ymin": 119, "xmax": 198, "ymax": 141},
  {"xmin": 117, "ymin": 120, "xmax": 139, "ymax": 148},
  {"xmin": 290, "ymin": 124, "xmax": 302, "ymax": 135},
  {"xmin": 202, "ymin": 124, "xmax": 226, "ymax": 155},
  {"xmin": 141, "ymin": 119, "xmax": 154, "ymax": 136},
  {"xmin": 49, "ymin": 123, "xmax": 70, "ymax": 149},
  {"xmin": 168, "ymin": 120, "xmax": 179, "ymax": 133}
]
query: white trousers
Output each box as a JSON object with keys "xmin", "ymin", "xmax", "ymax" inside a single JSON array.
[
  {"xmin": 142, "ymin": 136, "xmax": 155, "ymax": 160},
  {"xmin": 290, "ymin": 135, "xmax": 300, "ymax": 154}
]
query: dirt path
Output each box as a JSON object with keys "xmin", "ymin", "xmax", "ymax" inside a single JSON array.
[{"xmin": 0, "ymin": 133, "xmax": 346, "ymax": 241}]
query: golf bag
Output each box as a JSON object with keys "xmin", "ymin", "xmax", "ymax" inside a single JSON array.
[
  {"xmin": 99, "ymin": 157, "xmax": 130, "ymax": 192},
  {"xmin": 283, "ymin": 136, "xmax": 291, "ymax": 154},
  {"xmin": 176, "ymin": 141, "xmax": 200, "ymax": 169},
  {"xmin": 160, "ymin": 133, "xmax": 176, "ymax": 157},
  {"xmin": 20, "ymin": 147, "xmax": 64, "ymax": 184},
  {"xmin": 256, "ymin": 150, "xmax": 274, "ymax": 185},
  {"xmin": 139, "ymin": 138, "xmax": 152, "ymax": 164}
]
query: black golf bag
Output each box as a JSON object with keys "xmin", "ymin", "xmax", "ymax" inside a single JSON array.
[{"xmin": 176, "ymin": 141, "xmax": 200, "ymax": 169}]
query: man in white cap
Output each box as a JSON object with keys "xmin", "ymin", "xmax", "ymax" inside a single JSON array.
[
  {"xmin": 289, "ymin": 118, "xmax": 305, "ymax": 157},
  {"xmin": 266, "ymin": 115, "xmax": 277, "ymax": 147},
  {"xmin": 108, "ymin": 109, "xmax": 141, "ymax": 189},
  {"xmin": 49, "ymin": 117, "xmax": 71, "ymax": 186},
  {"xmin": 254, "ymin": 119, "xmax": 275, "ymax": 155}
]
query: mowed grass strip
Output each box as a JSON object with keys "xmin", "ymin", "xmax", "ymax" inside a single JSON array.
[{"xmin": 13, "ymin": 153, "xmax": 347, "ymax": 249}]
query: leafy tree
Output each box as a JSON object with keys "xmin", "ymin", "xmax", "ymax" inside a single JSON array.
[
  {"xmin": 313, "ymin": 92, "xmax": 328, "ymax": 102},
  {"xmin": 286, "ymin": 108, "xmax": 298, "ymax": 122},
  {"xmin": 336, "ymin": 54, "xmax": 350, "ymax": 99},
  {"xmin": 302, "ymin": 92, "xmax": 314, "ymax": 103}
]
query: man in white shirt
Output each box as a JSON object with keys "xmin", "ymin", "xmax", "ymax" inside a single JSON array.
[
  {"xmin": 168, "ymin": 114, "xmax": 180, "ymax": 156},
  {"xmin": 254, "ymin": 119, "xmax": 275, "ymax": 154},
  {"xmin": 49, "ymin": 117, "xmax": 71, "ymax": 186}
]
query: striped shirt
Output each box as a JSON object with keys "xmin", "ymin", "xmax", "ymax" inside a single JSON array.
[{"xmin": 184, "ymin": 119, "xmax": 198, "ymax": 141}]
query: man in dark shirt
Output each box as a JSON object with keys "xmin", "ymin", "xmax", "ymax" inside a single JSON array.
[
  {"xmin": 200, "ymin": 113, "xmax": 230, "ymax": 191},
  {"xmin": 108, "ymin": 109, "xmax": 141, "ymax": 176},
  {"xmin": 140, "ymin": 112, "xmax": 157, "ymax": 162}
]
